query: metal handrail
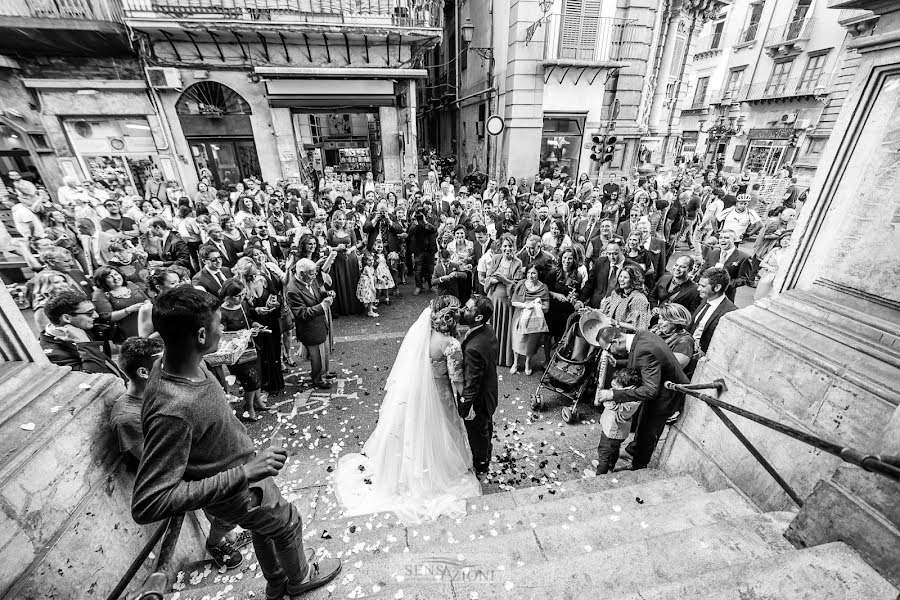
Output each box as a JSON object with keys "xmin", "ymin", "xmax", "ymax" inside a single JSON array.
[
  {"xmin": 107, "ymin": 514, "xmax": 184, "ymax": 600},
  {"xmin": 666, "ymin": 380, "xmax": 900, "ymax": 506}
]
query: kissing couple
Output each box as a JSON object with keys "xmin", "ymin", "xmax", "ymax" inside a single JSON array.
[{"xmin": 332, "ymin": 295, "xmax": 499, "ymax": 524}]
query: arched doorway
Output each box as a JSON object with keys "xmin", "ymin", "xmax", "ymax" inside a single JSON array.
[{"xmin": 176, "ymin": 82, "xmax": 261, "ymax": 189}]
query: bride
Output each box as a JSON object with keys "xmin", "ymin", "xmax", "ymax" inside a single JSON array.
[{"xmin": 332, "ymin": 295, "xmax": 482, "ymax": 523}]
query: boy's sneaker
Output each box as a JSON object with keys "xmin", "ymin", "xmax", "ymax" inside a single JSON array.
[
  {"xmin": 206, "ymin": 539, "xmax": 243, "ymax": 570},
  {"xmin": 230, "ymin": 529, "xmax": 253, "ymax": 549}
]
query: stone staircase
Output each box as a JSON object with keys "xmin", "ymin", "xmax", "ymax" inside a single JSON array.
[{"xmin": 168, "ymin": 469, "xmax": 898, "ymax": 600}]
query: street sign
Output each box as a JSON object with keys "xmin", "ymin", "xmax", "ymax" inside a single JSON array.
[{"xmin": 485, "ymin": 115, "xmax": 505, "ymax": 136}]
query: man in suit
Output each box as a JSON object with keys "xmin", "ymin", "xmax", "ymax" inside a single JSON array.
[
  {"xmin": 529, "ymin": 205, "xmax": 553, "ymax": 239},
  {"xmin": 649, "ymin": 255, "xmax": 701, "ymax": 312},
  {"xmin": 408, "ymin": 201, "xmax": 439, "ymax": 295},
  {"xmin": 580, "ymin": 240, "xmax": 639, "ymax": 309},
  {"xmin": 701, "ymin": 229, "xmax": 751, "ymax": 302},
  {"xmin": 516, "ymin": 235, "xmax": 553, "ymax": 276},
  {"xmin": 616, "ymin": 207, "xmax": 641, "ymax": 239},
  {"xmin": 192, "ymin": 244, "xmax": 233, "ymax": 297},
  {"xmin": 362, "ymin": 201, "xmax": 403, "ymax": 251},
  {"xmin": 205, "ymin": 224, "xmax": 237, "ymax": 269},
  {"xmin": 250, "ymin": 222, "xmax": 284, "ymax": 263},
  {"xmin": 286, "ymin": 259, "xmax": 335, "ymax": 390},
  {"xmin": 470, "ymin": 226, "xmax": 492, "ymax": 295},
  {"xmin": 458, "ymin": 296, "xmax": 500, "ymax": 475},
  {"xmin": 690, "ymin": 267, "xmax": 738, "ymax": 355},
  {"xmin": 594, "ymin": 326, "xmax": 689, "ymax": 470},
  {"xmin": 147, "ymin": 217, "xmax": 192, "ymax": 273},
  {"xmin": 431, "ymin": 249, "xmax": 464, "ymax": 300},
  {"xmin": 634, "ymin": 220, "xmax": 667, "ymax": 286}
]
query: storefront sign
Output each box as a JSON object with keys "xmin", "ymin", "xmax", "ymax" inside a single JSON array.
[{"xmin": 748, "ymin": 127, "xmax": 795, "ymax": 140}]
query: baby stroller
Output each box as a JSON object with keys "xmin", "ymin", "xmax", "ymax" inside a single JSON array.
[{"xmin": 530, "ymin": 310, "xmax": 610, "ymax": 424}]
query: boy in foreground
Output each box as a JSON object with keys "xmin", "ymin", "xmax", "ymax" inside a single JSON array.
[
  {"xmin": 131, "ymin": 287, "xmax": 340, "ymax": 599},
  {"xmin": 112, "ymin": 336, "xmax": 249, "ymax": 569}
]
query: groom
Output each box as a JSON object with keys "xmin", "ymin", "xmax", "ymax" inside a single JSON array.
[{"xmin": 458, "ymin": 296, "xmax": 499, "ymax": 476}]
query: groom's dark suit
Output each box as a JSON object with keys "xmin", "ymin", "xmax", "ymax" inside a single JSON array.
[{"xmin": 459, "ymin": 323, "xmax": 499, "ymax": 474}]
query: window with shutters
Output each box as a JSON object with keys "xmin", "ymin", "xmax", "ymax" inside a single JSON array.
[
  {"xmin": 692, "ymin": 76, "xmax": 710, "ymax": 108},
  {"xmin": 559, "ymin": 0, "xmax": 604, "ymax": 61},
  {"xmin": 671, "ymin": 38, "xmax": 685, "ymax": 71},
  {"xmin": 765, "ymin": 59, "xmax": 794, "ymax": 96},
  {"xmin": 798, "ymin": 52, "xmax": 828, "ymax": 92}
]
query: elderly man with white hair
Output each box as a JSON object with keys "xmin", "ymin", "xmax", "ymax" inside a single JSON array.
[{"xmin": 286, "ymin": 258, "xmax": 336, "ymax": 390}]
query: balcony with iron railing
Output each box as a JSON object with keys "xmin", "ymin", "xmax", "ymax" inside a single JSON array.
[
  {"xmin": 735, "ymin": 22, "xmax": 760, "ymax": 46},
  {"xmin": 542, "ymin": 12, "xmax": 635, "ymax": 64},
  {"xmin": 764, "ymin": 17, "xmax": 814, "ymax": 56},
  {"xmin": 692, "ymin": 32, "xmax": 724, "ymax": 59},
  {"xmin": 737, "ymin": 73, "xmax": 832, "ymax": 102},
  {"xmin": 0, "ymin": 0, "xmax": 128, "ymax": 55},
  {"xmin": 0, "ymin": 0, "xmax": 124, "ymax": 21},
  {"xmin": 123, "ymin": 0, "xmax": 443, "ymax": 29}
]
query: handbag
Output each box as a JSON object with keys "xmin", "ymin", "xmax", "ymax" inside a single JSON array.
[
  {"xmin": 235, "ymin": 304, "xmax": 259, "ymax": 364},
  {"xmin": 516, "ymin": 305, "xmax": 548, "ymax": 335}
]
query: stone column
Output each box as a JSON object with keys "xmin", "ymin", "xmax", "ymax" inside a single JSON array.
[
  {"xmin": 0, "ymin": 284, "xmax": 48, "ymax": 364},
  {"xmin": 270, "ymin": 107, "xmax": 301, "ymax": 181}
]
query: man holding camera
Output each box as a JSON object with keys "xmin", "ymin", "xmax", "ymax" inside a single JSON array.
[{"xmin": 407, "ymin": 200, "xmax": 438, "ymax": 295}]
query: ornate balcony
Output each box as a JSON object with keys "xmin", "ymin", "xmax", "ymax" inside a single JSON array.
[
  {"xmin": 736, "ymin": 73, "xmax": 832, "ymax": 103},
  {"xmin": 124, "ymin": 0, "xmax": 443, "ymax": 30},
  {"xmin": 764, "ymin": 17, "xmax": 813, "ymax": 57},
  {"xmin": 0, "ymin": 0, "xmax": 129, "ymax": 55},
  {"xmin": 692, "ymin": 32, "xmax": 724, "ymax": 59},
  {"xmin": 540, "ymin": 12, "xmax": 633, "ymax": 83}
]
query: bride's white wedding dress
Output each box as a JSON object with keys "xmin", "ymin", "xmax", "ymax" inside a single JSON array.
[{"xmin": 332, "ymin": 308, "xmax": 482, "ymax": 523}]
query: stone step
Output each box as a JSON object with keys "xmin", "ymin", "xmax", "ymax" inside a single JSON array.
[
  {"xmin": 173, "ymin": 507, "xmax": 789, "ymax": 600},
  {"xmin": 303, "ymin": 473, "xmax": 708, "ymax": 553},
  {"xmin": 0, "ymin": 368, "xmax": 121, "ymax": 474},
  {"xmin": 0, "ymin": 362, "xmax": 68, "ymax": 426},
  {"xmin": 618, "ymin": 541, "xmax": 899, "ymax": 600}
]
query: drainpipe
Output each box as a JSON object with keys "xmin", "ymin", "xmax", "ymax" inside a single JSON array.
[
  {"xmin": 484, "ymin": 0, "xmax": 495, "ymax": 176},
  {"xmin": 455, "ymin": 0, "xmax": 461, "ymax": 163},
  {"xmin": 646, "ymin": 0, "xmax": 673, "ymax": 134}
]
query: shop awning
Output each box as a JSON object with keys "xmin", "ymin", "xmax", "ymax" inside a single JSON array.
[{"xmin": 265, "ymin": 78, "xmax": 397, "ymax": 109}]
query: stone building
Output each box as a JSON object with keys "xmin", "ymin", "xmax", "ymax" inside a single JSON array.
[
  {"xmin": 0, "ymin": 1, "xmax": 168, "ymax": 196},
  {"xmin": 674, "ymin": 0, "xmax": 877, "ymax": 186},
  {"xmin": 0, "ymin": 1, "xmax": 442, "ymax": 200},
  {"xmin": 422, "ymin": 0, "xmax": 723, "ymax": 185},
  {"xmin": 122, "ymin": 0, "xmax": 442, "ymax": 195}
]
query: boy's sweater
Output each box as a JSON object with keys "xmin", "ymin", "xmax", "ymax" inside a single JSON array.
[{"xmin": 132, "ymin": 362, "xmax": 255, "ymax": 524}]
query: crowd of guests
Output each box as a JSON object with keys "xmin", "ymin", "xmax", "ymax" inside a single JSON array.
[{"xmin": 1, "ymin": 161, "xmax": 800, "ymax": 386}]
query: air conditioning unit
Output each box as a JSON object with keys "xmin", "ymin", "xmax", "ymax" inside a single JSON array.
[
  {"xmin": 780, "ymin": 112, "xmax": 798, "ymax": 124},
  {"xmin": 146, "ymin": 67, "xmax": 183, "ymax": 90}
]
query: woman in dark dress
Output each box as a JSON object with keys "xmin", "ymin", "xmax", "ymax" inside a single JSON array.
[
  {"xmin": 233, "ymin": 256, "xmax": 284, "ymax": 397},
  {"xmin": 106, "ymin": 240, "xmax": 150, "ymax": 292},
  {"xmin": 544, "ymin": 247, "xmax": 584, "ymax": 360},
  {"xmin": 91, "ymin": 265, "xmax": 149, "ymax": 342},
  {"xmin": 326, "ymin": 210, "xmax": 364, "ymax": 316},
  {"xmin": 218, "ymin": 278, "xmax": 266, "ymax": 421}
]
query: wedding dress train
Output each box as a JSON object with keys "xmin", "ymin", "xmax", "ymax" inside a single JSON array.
[{"xmin": 332, "ymin": 308, "xmax": 482, "ymax": 523}]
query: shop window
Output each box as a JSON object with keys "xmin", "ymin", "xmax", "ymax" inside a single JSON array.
[
  {"xmin": 295, "ymin": 111, "xmax": 384, "ymax": 190},
  {"xmin": 765, "ymin": 60, "xmax": 794, "ymax": 96},
  {"xmin": 539, "ymin": 115, "xmax": 584, "ymax": 180},
  {"xmin": 62, "ymin": 118, "xmax": 162, "ymax": 193}
]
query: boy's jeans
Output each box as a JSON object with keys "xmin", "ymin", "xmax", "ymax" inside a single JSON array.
[
  {"xmin": 206, "ymin": 477, "xmax": 308, "ymax": 588},
  {"xmin": 596, "ymin": 431, "xmax": 626, "ymax": 474}
]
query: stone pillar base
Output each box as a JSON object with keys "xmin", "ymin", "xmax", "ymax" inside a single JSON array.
[{"xmin": 658, "ymin": 287, "xmax": 900, "ymax": 587}]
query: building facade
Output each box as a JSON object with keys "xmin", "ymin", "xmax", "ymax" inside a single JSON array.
[
  {"xmin": 675, "ymin": 0, "xmax": 875, "ymax": 186},
  {"xmin": 0, "ymin": 0, "xmax": 443, "ymax": 200},
  {"xmin": 422, "ymin": 0, "xmax": 724, "ymax": 186}
]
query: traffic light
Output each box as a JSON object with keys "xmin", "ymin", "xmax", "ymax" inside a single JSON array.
[
  {"xmin": 590, "ymin": 135, "xmax": 603, "ymax": 161},
  {"xmin": 590, "ymin": 135, "xmax": 617, "ymax": 163},
  {"xmin": 601, "ymin": 136, "xmax": 617, "ymax": 164}
]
